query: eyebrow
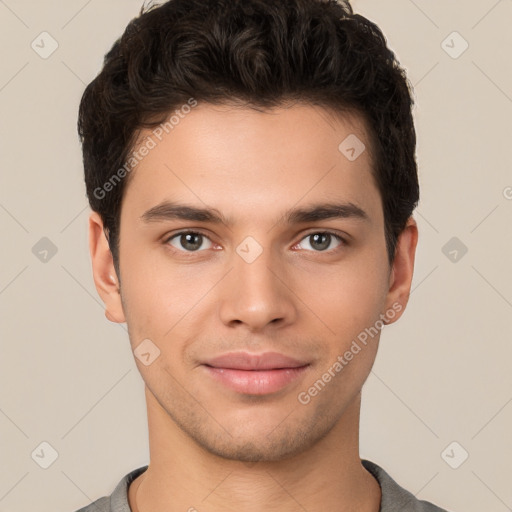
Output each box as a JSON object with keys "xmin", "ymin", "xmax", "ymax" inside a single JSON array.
[{"xmin": 140, "ymin": 200, "xmax": 369, "ymax": 226}]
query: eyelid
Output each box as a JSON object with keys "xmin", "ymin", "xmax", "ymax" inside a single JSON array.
[
  {"xmin": 164, "ymin": 229, "xmax": 215, "ymax": 252},
  {"xmin": 164, "ymin": 229, "xmax": 212, "ymax": 242},
  {"xmin": 163, "ymin": 229, "xmax": 348, "ymax": 254},
  {"xmin": 294, "ymin": 230, "xmax": 348, "ymax": 252},
  {"xmin": 299, "ymin": 228, "xmax": 349, "ymax": 242}
]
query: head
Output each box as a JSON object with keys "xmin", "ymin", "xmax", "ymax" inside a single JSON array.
[{"xmin": 81, "ymin": 0, "xmax": 419, "ymax": 462}]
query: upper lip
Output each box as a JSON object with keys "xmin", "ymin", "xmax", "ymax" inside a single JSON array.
[{"xmin": 203, "ymin": 351, "xmax": 309, "ymax": 370}]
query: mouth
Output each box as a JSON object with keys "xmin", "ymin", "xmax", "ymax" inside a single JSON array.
[{"xmin": 201, "ymin": 351, "xmax": 311, "ymax": 395}]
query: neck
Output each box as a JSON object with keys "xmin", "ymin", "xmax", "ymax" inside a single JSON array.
[{"xmin": 129, "ymin": 387, "xmax": 381, "ymax": 512}]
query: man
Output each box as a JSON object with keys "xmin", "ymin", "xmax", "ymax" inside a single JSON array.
[{"xmin": 75, "ymin": 0, "xmax": 451, "ymax": 510}]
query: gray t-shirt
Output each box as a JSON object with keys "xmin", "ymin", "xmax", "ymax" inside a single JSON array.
[{"xmin": 74, "ymin": 459, "xmax": 451, "ymax": 512}]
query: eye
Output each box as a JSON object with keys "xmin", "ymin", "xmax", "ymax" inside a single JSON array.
[
  {"xmin": 294, "ymin": 231, "xmax": 346, "ymax": 252},
  {"xmin": 165, "ymin": 231, "xmax": 213, "ymax": 252}
]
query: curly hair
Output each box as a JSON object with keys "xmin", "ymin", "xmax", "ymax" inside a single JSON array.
[{"xmin": 78, "ymin": 0, "xmax": 419, "ymax": 276}]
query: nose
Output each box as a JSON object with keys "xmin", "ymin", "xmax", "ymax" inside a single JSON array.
[{"xmin": 218, "ymin": 244, "xmax": 298, "ymax": 333}]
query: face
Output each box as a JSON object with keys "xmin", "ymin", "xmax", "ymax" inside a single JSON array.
[{"xmin": 90, "ymin": 102, "xmax": 417, "ymax": 462}]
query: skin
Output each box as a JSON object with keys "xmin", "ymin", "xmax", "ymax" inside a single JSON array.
[{"xmin": 89, "ymin": 102, "xmax": 418, "ymax": 512}]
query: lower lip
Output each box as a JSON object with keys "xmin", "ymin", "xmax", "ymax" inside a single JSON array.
[{"xmin": 202, "ymin": 365, "xmax": 310, "ymax": 395}]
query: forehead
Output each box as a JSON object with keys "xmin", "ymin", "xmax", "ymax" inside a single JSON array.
[{"xmin": 122, "ymin": 102, "xmax": 382, "ymax": 225}]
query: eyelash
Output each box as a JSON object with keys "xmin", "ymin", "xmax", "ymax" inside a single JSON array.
[{"xmin": 163, "ymin": 230, "xmax": 348, "ymax": 255}]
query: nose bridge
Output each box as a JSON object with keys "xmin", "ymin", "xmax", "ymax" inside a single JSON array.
[{"xmin": 219, "ymin": 238, "xmax": 295, "ymax": 331}]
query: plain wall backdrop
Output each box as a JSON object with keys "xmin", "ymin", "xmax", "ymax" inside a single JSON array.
[{"xmin": 0, "ymin": 1, "xmax": 511, "ymax": 511}]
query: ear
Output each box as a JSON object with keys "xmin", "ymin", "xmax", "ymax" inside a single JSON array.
[
  {"xmin": 88, "ymin": 211, "xmax": 126, "ymax": 324},
  {"xmin": 382, "ymin": 217, "xmax": 418, "ymax": 324}
]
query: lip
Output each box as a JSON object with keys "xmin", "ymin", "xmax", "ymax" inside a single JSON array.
[
  {"xmin": 203, "ymin": 351, "xmax": 308, "ymax": 370},
  {"xmin": 202, "ymin": 351, "xmax": 310, "ymax": 395}
]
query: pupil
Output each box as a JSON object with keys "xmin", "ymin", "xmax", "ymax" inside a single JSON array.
[
  {"xmin": 182, "ymin": 233, "xmax": 201, "ymax": 251},
  {"xmin": 312, "ymin": 233, "xmax": 330, "ymax": 251},
  {"xmin": 179, "ymin": 233, "xmax": 332, "ymax": 252}
]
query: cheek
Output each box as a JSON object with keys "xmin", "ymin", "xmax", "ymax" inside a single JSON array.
[
  {"xmin": 299, "ymin": 264, "xmax": 385, "ymax": 398},
  {"xmin": 298, "ymin": 254, "xmax": 389, "ymax": 337},
  {"xmin": 118, "ymin": 237, "xmax": 173, "ymax": 341},
  {"xmin": 118, "ymin": 239, "xmax": 221, "ymax": 344}
]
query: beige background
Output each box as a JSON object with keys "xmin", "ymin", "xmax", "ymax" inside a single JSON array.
[{"xmin": 0, "ymin": 1, "xmax": 511, "ymax": 511}]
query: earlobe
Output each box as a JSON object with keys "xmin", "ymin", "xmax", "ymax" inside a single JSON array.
[
  {"xmin": 383, "ymin": 217, "xmax": 418, "ymax": 325},
  {"xmin": 88, "ymin": 211, "xmax": 126, "ymax": 324}
]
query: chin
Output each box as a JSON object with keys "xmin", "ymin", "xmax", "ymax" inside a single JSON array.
[{"xmin": 188, "ymin": 418, "xmax": 329, "ymax": 463}]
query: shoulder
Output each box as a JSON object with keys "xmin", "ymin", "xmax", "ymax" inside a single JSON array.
[
  {"xmin": 72, "ymin": 465, "xmax": 149, "ymax": 512},
  {"xmin": 362, "ymin": 459, "xmax": 452, "ymax": 512},
  {"xmin": 73, "ymin": 496, "xmax": 110, "ymax": 512}
]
